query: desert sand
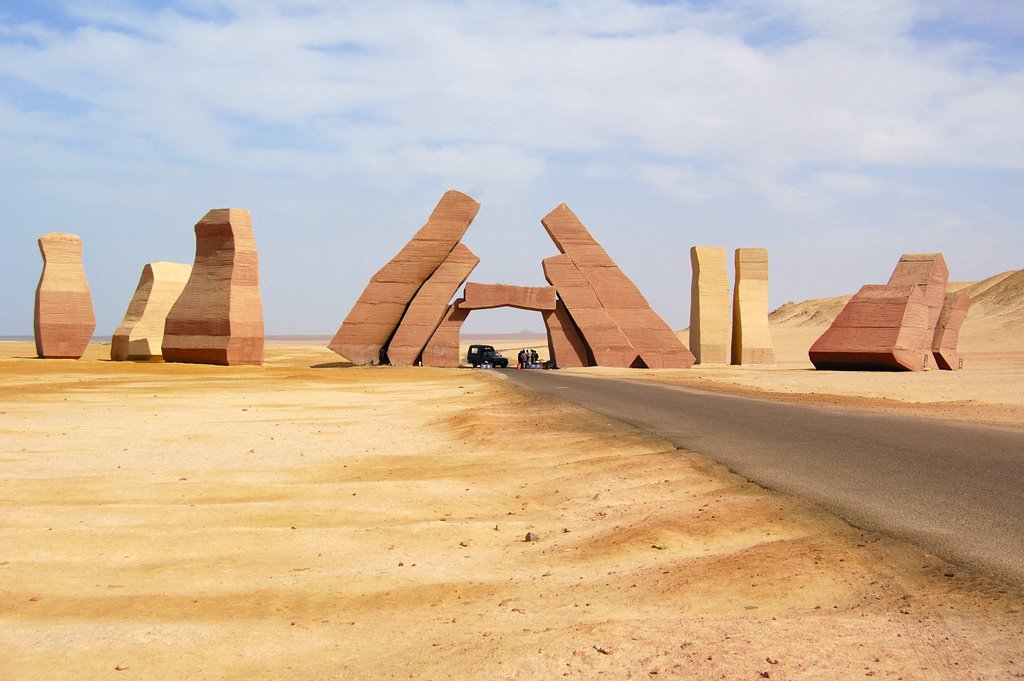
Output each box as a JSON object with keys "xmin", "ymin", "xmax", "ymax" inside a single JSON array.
[{"xmin": 2, "ymin": 316, "xmax": 1023, "ymax": 679}]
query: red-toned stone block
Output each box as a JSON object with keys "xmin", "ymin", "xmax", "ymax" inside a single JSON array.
[
  {"xmin": 329, "ymin": 190, "xmax": 480, "ymax": 364},
  {"xmin": 932, "ymin": 291, "xmax": 970, "ymax": 371},
  {"xmin": 162, "ymin": 209, "xmax": 264, "ymax": 366},
  {"xmin": 543, "ymin": 300, "xmax": 589, "ymax": 368},
  {"xmin": 421, "ymin": 299, "xmax": 470, "ymax": 368},
  {"xmin": 34, "ymin": 232, "xmax": 96, "ymax": 359},
  {"xmin": 387, "ymin": 243, "xmax": 479, "ymax": 366},
  {"xmin": 461, "ymin": 283, "xmax": 557, "ymax": 311},
  {"xmin": 542, "ymin": 204, "xmax": 693, "ymax": 369}
]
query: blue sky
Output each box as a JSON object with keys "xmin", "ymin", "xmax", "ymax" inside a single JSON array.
[{"xmin": 2, "ymin": 0, "xmax": 1022, "ymax": 335}]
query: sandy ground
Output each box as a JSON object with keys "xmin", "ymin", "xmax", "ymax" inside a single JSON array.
[{"xmin": 2, "ymin": 340, "xmax": 1023, "ymax": 680}]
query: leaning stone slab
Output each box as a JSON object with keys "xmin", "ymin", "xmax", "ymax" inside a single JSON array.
[
  {"xmin": 329, "ymin": 190, "xmax": 480, "ymax": 364},
  {"xmin": 543, "ymin": 300, "xmax": 589, "ymax": 368},
  {"xmin": 421, "ymin": 299, "xmax": 470, "ymax": 368},
  {"xmin": 387, "ymin": 243, "xmax": 479, "ymax": 366},
  {"xmin": 543, "ymin": 203, "xmax": 693, "ymax": 369},
  {"xmin": 111, "ymin": 262, "xmax": 191, "ymax": 360},
  {"xmin": 689, "ymin": 246, "xmax": 730, "ymax": 365},
  {"xmin": 731, "ymin": 247, "xmax": 774, "ymax": 365},
  {"xmin": 461, "ymin": 283, "xmax": 557, "ymax": 311},
  {"xmin": 34, "ymin": 232, "xmax": 96, "ymax": 359},
  {"xmin": 809, "ymin": 284, "xmax": 932, "ymax": 371},
  {"xmin": 162, "ymin": 208, "xmax": 264, "ymax": 366},
  {"xmin": 887, "ymin": 253, "xmax": 949, "ymax": 335},
  {"xmin": 542, "ymin": 254, "xmax": 640, "ymax": 368},
  {"xmin": 932, "ymin": 291, "xmax": 970, "ymax": 371}
]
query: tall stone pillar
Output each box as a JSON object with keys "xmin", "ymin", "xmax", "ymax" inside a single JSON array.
[
  {"xmin": 731, "ymin": 248, "xmax": 774, "ymax": 365},
  {"xmin": 34, "ymin": 232, "xmax": 96, "ymax": 359},
  {"xmin": 111, "ymin": 262, "xmax": 191, "ymax": 360},
  {"xmin": 689, "ymin": 246, "xmax": 730, "ymax": 364}
]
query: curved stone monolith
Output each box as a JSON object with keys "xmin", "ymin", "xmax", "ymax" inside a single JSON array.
[
  {"xmin": 111, "ymin": 262, "xmax": 192, "ymax": 360},
  {"xmin": 34, "ymin": 232, "xmax": 96, "ymax": 359},
  {"xmin": 162, "ymin": 208, "xmax": 264, "ymax": 366},
  {"xmin": 689, "ymin": 246, "xmax": 730, "ymax": 364},
  {"xmin": 932, "ymin": 291, "xmax": 970, "ymax": 371},
  {"xmin": 731, "ymin": 248, "xmax": 774, "ymax": 365},
  {"xmin": 329, "ymin": 190, "xmax": 480, "ymax": 364}
]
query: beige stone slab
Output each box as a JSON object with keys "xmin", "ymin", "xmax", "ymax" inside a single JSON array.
[
  {"xmin": 111, "ymin": 262, "xmax": 191, "ymax": 360},
  {"xmin": 387, "ymin": 243, "xmax": 479, "ymax": 366},
  {"xmin": 162, "ymin": 208, "xmax": 264, "ymax": 366},
  {"xmin": 461, "ymin": 283, "xmax": 557, "ymax": 311},
  {"xmin": 732, "ymin": 248, "xmax": 775, "ymax": 365},
  {"xmin": 689, "ymin": 246, "xmax": 730, "ymax": 365},
  {"xmin": 34, "ymin": 232, "xmax": 96, "ymax": 359},
  {"xmin": 542, "ymin": 204, "xmax": 693, "ymax": 369},
  {"xmin": 329, "ymin": 190, "xmax": 480, "ymax": 364}
]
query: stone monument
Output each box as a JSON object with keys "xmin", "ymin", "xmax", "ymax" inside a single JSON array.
[
  {"xmin": 932, "ymin": 291, "xmax": 971, "ymax": 371},
  {"xmin": 421, "ymin": 299, "xmax": 470, "ymax": 368},
  {"xmin": 689, "ymin": 246, "xmax": 730, "ymax": 364},
  {"xmin": 111, "ymin": 262, "xmax": 192, "ymax": 360},
  {"xmin": 34, "ymin": 232, "xmax": 96, "ymax": 359},
  {"xmin": 731, "ymin": 248, "xmax": 774, "ymax": 365},
  {"xmin": 162, "ymin": 208, "xmax": 264, "ymax": 366}
]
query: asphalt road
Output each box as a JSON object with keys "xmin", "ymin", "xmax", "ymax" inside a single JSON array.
[{"xmin": 502, "ymin": 369, "xmax": 1024, "ymax": 587}]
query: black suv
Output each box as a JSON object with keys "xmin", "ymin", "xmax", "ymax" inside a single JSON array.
[{"xmin": 466, "ymin": 344, "xmax": 509, "ymax": 368}]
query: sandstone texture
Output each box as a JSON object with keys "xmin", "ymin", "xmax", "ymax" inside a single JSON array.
[
  {"xmin": 542, "ymin": 254, "xmax": 641, "ymax": 368},
  {"xmin": 810, "ymin": 252, "xmax": 957, "ymax": 372},
  {"xmin": 932, "ymin": 291, "xmax": 971, "ymax": 371},
  {"xmin": 689, "ymin": 246, "xmax": 730, "ymax": 365},
  {"xmin": 34, "ymin": 232, "xmax": 96, "ymax": 359},
  {"xmin": 421, "ymin": 299, "xmax": 470, "ymax": 368},
  {"xmin": 461, "ymin": 283, "xmax": 557, "ymax": 311},
  {"xmin": 329, "ymin": 191, "xmax": 480, "ymax": 364},
  {"xmin": 386, "ymin": 243, "xmax": 479, "ymax": 366},
  {"xmin": 809, "ymin": 285, "xmax": 933, "ymax": 371},
  {"xmin": 542, "ymin": 204, "xmax": 693, "ymax": 369},
  {"xmin": 731, "ymin": 248, "xmax": 775, "ymax": 365},
  {"xmin": 162, "ymin": 209, "xmax": 264, "ymax": 366},
  {"xmin": 543, "ymin": 300, "xmax": 589, "ymax": 368},
  {"xmin": 111, "ymin": 262, "xmax": 192, "ymax": 361}
]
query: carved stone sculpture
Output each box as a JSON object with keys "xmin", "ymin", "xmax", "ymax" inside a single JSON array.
[
  {"xmin": 461, "ymin": 283, "xmax": 557, "ymax": 311},
  {"xmin": 542, "ymin": 254, "xmax": 641, "ymax": 367},
  {"xmin": 542, "ymin": 204, "xmax": 694, "ymax": 369},
  {"xmin": 731, "ymin": 248, "xmax": 774, "ymax": 365},
  {"xmin": 111, "ymin": 262, "xmax": 191, "ymax": 360},
  {"xmin": 421, "ymin": 299, "xmax": 470, "ymax": 368},
  {"xmin": 543, "ymin": 300, "xmax": 589, "ymax": 368},
  {"xmin": 689, "ymin": 246, "xmax": 730, "ymax": 364},
  {"xmin": 329, "ymin": 190, "xmax": 480, "ymax": 364},
  {"xmin": 386, "ymin": 243, "xmax": 479, "ymax": 366},
  {"xmin": 34, "ymin": 232, "xmax": 96, "ymax": 359},
  {"xmin": 810, "ymin": 252, "xmax": 952, "ymax": 371},
  {"xmin": 162, "ymin": 208, "xmax": 264, "ymax": 366},
  {"xmin": 932, "ymin": 291, "xmax": 971, "ymax": 371},
  {"xmin": 809, "ymin": 284, "xmax": 933, "ymax": 371}
]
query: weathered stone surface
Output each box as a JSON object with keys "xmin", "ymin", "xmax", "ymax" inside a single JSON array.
[
  {"xmin": 162, "ymin": 208, "xmax": 264, "ymax": 366},
  {"xmin": 932, "ymin": 291, "xmax": 970, "ymax": 371},
  {"xmin": 543, "ymin": 300, "xmax": 589, "ymax": 368},
  {"xmin": 542, "ymin": 254, "xmax": 640, "ymax": 367},
  {"xmin": 421, "ymin": 299, "xmax": 470, "ymax": 368},
  {"xmin": 731, "ymin": 247, "xmax": 774, "ymax": 365},
  {"xmin": 111, "ymin": 262, "xmax": 191, "ymax": 360},
  {"xmin": 542, "ymin": 204, "xmax": 693, "ymax": 369},
  {"xmin": 387, "ymin": 243, "xmax": 479, "ymax": 366},
  {"xmin": 689, "ymin": 246, "xmax": 730, "ymax": 365},
  {"xmin": 329, "ymin": 190, "xmax": 481, "ymax": 364},
  {"xmin": 810, "ymin": 252, "xmax": 951, "ymax": 372},
  {"xmin": 887, "ymin": 253, "xmax": 949, "ymax": 334},
  {"xmin": 462, "ymin": 283, "xmax": 557, "ymax": 311},
  {"xmin": 809, "ymin": 284, "xmax": 933, "ymax": 371},
  {"xmin": 34, "ymin": 232, "xmax": 96, "ymax": 359}
]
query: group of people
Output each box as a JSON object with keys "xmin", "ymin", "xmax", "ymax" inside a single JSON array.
[{"xmin": 517, "ymin": 348, "xmax": 539, "ymax": 369}]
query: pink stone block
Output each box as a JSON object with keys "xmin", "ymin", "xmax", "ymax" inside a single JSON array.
[
  {"xmin": 461, "ymin": 283, "xmax": 557, "ymax": 311},
  {"xmin": 34, "ymin": 232, "xmax": 96, "ymax": 359}
]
